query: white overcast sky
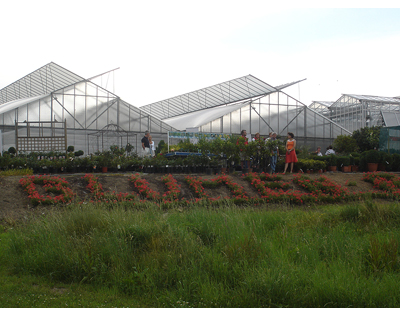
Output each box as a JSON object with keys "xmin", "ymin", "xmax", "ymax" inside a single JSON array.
[{"xmin": 1, "ymin": 1, "xmax": 399, "ymax": 108}]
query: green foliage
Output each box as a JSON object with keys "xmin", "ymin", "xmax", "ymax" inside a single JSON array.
[
  {"xmin": 67, "ymin": 146, "xmax": 75, "ymax": 153},
  {"xmin": 379, "ymin": 151, "xmax": 393, "ymax": 170},
  {"xmin": 4, "ymin": 202, "xmax": 400, "ymax": 307},
  {"xmin": 351, "ymin": 126, "xmax": 381, "ymax": 152},
  {"xmin": 155, "ymin": 140, "xmax": 166, "ymax": 155},
  {"xmin": 333, "ymin": 135, "xmax": 359, "ymax": 154},
  {"xmin": 327, "ymin": 154, "xmax": 337, "ymax": 167},
  {"xmin": 392, "ymin": 153, "xmax": 400, "ymax": 171},
  {"xmin": 336, "ymin": 155, "xmax": 350, "ymax": 167},
  {"xmin": 364, "ymin": 150, "xmax": 380, "ymax": 163},
  {"xmin": 125, "ymin": 143, "xmax": 134, "ymax": 154},
  {"xmin": 74, "ymin": 150, "xmax": 84, "ymax": 157},
  {"xmin": 297, "ymin": 159, "xmax": 327, "ymax": 171}
]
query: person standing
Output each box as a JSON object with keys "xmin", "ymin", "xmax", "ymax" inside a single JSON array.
[
  {"xmin": 237, "ymin": 130, "xmax": 249, "ymax": 169},
  {"xmin": 269, "ymin": 132, "xmax": 279, "ymax": 174},
  {"xmin": 252, "ymin": 132, "xmax": 261, "ymax": 169},
  {"xmin": 141, "ymin": 131, "xmax": 150, "ymax": 157},
  {"xmin": 149, "ymin": 135, "xmax": 156, "ymax": 157},
  {"xmin": 283, "ymin": 132, "xmax": 297, "ymax": 174}
]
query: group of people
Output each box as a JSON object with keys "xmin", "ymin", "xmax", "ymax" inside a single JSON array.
[
  {"xmin": 238, "ymin": 129, "xmax": 293, "ymax": 174},
  {"xmin": 142, "ymin": 129, "xmax": 335, "ymax": 173},
  {"xmin": 315, "ymin": 145, "xmax": 336, "ymax": 156},
  {"xmin": 141, "ymin": 131, "xmax": 156, "ymax": 157},
  {"xmin": 239, "ymin": 131, "xmax": 337, "ymax": 174}
]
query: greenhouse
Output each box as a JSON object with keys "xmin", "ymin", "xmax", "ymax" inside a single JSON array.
[
  {"xmin": 0, "ymin": 62, "xmax": 176, "ymax": 155},
  {"xmin": 141, "ymin": 76, "xmax": 352, "ymax": 151},
  {"xmin": 319, "ymin": 94, "xmax": 400, "ymax": 133},
  {"xmin": 1, "ymin": 63, "xmax": 355, "ymax": 156}
]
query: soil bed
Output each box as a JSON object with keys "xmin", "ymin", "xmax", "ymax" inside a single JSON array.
[{"xmin": 0, "ymin": 171, "xmax": 386, "ymax": 226}]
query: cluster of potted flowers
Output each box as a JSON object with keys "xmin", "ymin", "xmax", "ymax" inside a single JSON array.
[{"xmin": 19, "ymin": 175, "xmax": 75, "ymax": 206}]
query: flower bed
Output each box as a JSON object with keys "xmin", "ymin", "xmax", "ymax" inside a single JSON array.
[
  {"xmin": 19, "ymin": 175, "xmax": 75, "ymax": 206},
  {"xmin": 185, "ymin": 174, "xmax": 250, "ymax": 204},
  {"xmin": 162, "ymin": 174, "xmax": 182, "ymax": 201},
  {"xmin": 19, "ymin": 172, "xmax": 400, "ymax": 208},
  {"xmin": 83, "ymin": 174, "xmax": 138, "ymax": 203},
  {"xmin": 130, "ymin": 173, "xmax": 161, "ymax": 200}
]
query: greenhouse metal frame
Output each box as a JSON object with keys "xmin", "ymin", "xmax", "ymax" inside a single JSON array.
[
  {"xmin": 1, "ymin": 62, "xmax": 360, "ymax": 156},
  {"xmin": 0, "ymin": 62, "xmax": 177, "ymax": 155},
  {"xmin": 155, "ymin": 80, "xmax": 352, "ymax": 152},
  {"xmin": 321, "ymin": 94, "xmax": 400, "ymax": 133}
]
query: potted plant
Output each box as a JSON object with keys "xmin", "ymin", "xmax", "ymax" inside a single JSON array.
[
  {"xmin": 349, "ymin": 153, "xmax": 360, "ymax": 172},
  {"xmin": 314, "ymin": 159, "xmax": 327, "ymax": 173},
  {"xmin": 336, "ymin": 156, "xmax": 351, "ymax": 173},
  {"xmin": 378, "ymin": 151, "xmax": 392, "ymax": 171},
  {"xmin": 38, "ymin": 159, "xmax": 49, "ymax": 174},
  {"xmin": 364, "ymin": 150, "xmax": 380, "ymax": 172},
  {"xmin": 327, "ymin": 154, "xmax": 337, "ymax": 172}
]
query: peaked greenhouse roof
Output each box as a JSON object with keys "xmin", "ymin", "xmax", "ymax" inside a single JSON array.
[
  {"xmin": 341, "ymin": 94, "xmax": 400, "ymax": 105},
  {"xmin": 139, "ymin": 75, "xmax": 279, "ymax": 120},
  {"xmin": 0, "ymin": 62, "xmax": 84, "ymax": 105}
]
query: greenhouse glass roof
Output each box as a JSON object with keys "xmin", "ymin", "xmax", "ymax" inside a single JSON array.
[
  {"xmin": 139, "ymin": 75, "xmax": 277, "ymax": 120},
  {"xmin": 275, "ymin": 78, "xmax": 306, "ymax": 91},
  {"xmin": 382, "ymin": 111, "xmax": 400, "ymax": 127},
  {"xmin": 344, "ymin": 94, "xmax": 400, "ymax": 104},
  {"xmin": 163, "ymin": 100, "xmax": 249, "ymax": 130},
  {"xmin": 0, "ymin": 62, "xmax": 84, "ymax": 105},
  {"xmin": 312, "ymin": 101, "xmax": 334, "ymax": 108},
  {"xmin": 0, "ymin": 94, "xmax": 48, "ymax": 116}
]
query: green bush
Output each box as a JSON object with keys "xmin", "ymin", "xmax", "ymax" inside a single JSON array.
[
  {"xmin": 392, "ymin": 153, "xmax": 400, "ymax": 171},
  {"xmin": 333, "ymin": 135, "xmax": 359, "ymax": 154},
  {"xmin": 352, "ymin": 126, "xmax": 381, "ymax": 152},
  {"xmin": 364, "ymin": 150, "xmax": 380, "ymax": 163},
  {"xmin": 336, "ymin": 156, "xmax": 350, "ymax": 167},
  {"xmin": 327, "ymin": 154, "xmax": 337, "ymax": 167},
  {"xmin": 379, "ymin": 151, "xmax": 393, "ymax": 170}
]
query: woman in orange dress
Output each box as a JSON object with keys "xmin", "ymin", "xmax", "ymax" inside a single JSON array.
[{"xmin": 283, "ymin": 132, "xmax": 297, "ymax": 174}]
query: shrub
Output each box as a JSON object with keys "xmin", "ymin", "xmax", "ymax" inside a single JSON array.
[
  {"xmin": 336, "ymin": 156, "xmax": 351, "ymax": 167},
  {"xmin": 74, "ymin": 150, "xmax": 84, "ymax": 157},
  {"xmin": 379, "ymin": 151, "xmax": 393, "ymax": 170},
  {"xmin": 327, "ymin": 154, "xmax": 337, "ymax": 167},
  {"xmin": 352, "ymin": 126, "xmax": 381, "ymax": 152},
  {"xmin": 364, "ymin": 150, "xmax": 380, "ymax": 163},
  {"xmin": 392, "ymin": 153, "xmax": 400, "ymax": 171},
  {"xmin": 333, "ymin": 135, "xmax": 359, "ymax": 154}
]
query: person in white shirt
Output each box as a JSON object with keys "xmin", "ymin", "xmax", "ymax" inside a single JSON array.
[
  {"xmin": 316, "ymin": 146, "xmax": 323, "ymax": 156},
  {"xmin": 325, "ymin": 145, "xmax": 335, "ymax": 155},
  {"xmin": 149, "ymin": 135, "xmax": 156, "ymax": 157}
]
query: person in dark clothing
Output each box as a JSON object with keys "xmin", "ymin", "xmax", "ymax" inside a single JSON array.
[{"xmin": 141, "ymin": 131, "xmax": 150, "ymax": 157}]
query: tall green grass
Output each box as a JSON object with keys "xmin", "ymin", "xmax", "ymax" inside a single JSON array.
[{"xmin": 3, "ymin": 200, "xmax": 400, "ymax": 307}]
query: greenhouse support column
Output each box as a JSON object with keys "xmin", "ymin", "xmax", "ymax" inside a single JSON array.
[
  {"xmin": 15, "ymin": 121, "xmax": 18, "ymax": 155},
  {"xmin": 64, "ymin": 119, "xmax": 68, "ymax": 154}
]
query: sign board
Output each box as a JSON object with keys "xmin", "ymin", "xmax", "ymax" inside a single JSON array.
[{"xmin": 168, "ymin": 131, "xmax": 232, "ymax": 141}]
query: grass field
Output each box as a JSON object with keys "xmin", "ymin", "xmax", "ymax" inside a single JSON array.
[{"xmin": 1, "ymin": 199, "xmax": 400, "ymax": 307}]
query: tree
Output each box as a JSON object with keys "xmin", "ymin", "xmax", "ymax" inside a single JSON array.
[
  {"xmin": 351, "ymin": 126, "xmax": 381, "ymax": 152},
  {"xmin": 333, "ymin": 135, "xmax": 359, "ymax": 154}
]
